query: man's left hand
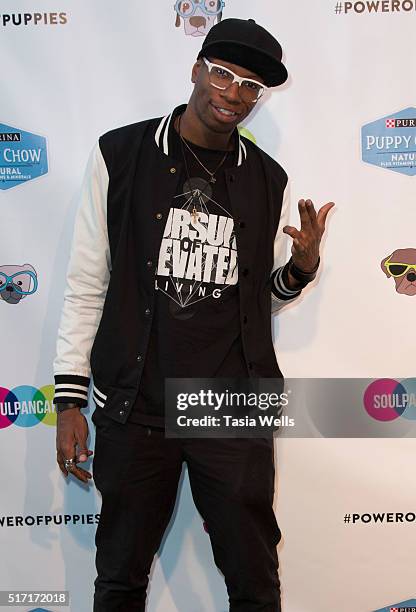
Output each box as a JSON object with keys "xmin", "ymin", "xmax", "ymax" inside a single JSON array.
[{"xmin": 283, "ymin": 199, "xmax": 335, "ymax": 272}]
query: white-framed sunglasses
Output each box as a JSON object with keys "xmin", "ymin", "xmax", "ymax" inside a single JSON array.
[{"xmin": 202, "ymin": 57, "xmax": 267, "ymax": 103}]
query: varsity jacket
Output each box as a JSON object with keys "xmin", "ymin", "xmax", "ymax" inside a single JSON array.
[{"xmin": 53, "ymin": 104, "xmax": 301, "ymax": 424}]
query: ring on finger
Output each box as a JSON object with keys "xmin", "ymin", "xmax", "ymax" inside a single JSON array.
[{"xmin": 64, "ymin": 458, "xmax": 76, "ymax": 471}]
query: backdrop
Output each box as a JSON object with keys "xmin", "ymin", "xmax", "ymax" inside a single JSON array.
[{"xmin": 1, "ymin": 1, "xmax": 415, "ymax": 611}]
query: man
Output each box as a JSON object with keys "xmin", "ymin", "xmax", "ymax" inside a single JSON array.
[{"xmin": 54, "ymin": 18, "xmax": 333, "ymax": 611}]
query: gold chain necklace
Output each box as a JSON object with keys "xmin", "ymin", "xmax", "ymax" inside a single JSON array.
[{"xmin": 178, "ymin": 115, "xmax": 228, "ymax": 185}]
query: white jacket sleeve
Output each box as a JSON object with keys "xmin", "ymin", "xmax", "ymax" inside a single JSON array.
[{"xmin": 53, "ymin": 143, "xmax": 110, "ymax": 406}]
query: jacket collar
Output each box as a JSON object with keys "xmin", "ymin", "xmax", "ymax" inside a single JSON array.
[{"xmin": 154, "ymin": 105, "xmax": 247, "ymax": 166}]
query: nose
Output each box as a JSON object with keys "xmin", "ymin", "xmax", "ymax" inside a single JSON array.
[
  {"xmin": 189, "ymin": 16, "xmax": 206, "ymax": 28},
  {"xmin": 407, "ymin": 272, "xmax": 416, "ymax": 282},
  {"xmin": 222, "ymin": 81, "xmax": 241, "ymax": 103},
  {"xmin": 6, "ymin": 285, "xmax": 14, "ymax": 292}
]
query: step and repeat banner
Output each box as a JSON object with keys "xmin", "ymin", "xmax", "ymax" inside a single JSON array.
[{"xmin": 1, "ymin": 1, "xmax": 415, "ymax": 611}]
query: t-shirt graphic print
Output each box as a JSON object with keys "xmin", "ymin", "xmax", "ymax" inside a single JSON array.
[{"xmin": 156, "ymin": 176, "xmax": 238, "ymax": 317}]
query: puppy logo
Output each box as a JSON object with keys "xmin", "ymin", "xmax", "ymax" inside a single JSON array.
[
  {"xmin": 174, "ymin": 0, "xmax": 224, "ymax": 37},
  {"xmin": 381, "ymin": 248, "xmax": 416, "ymax": 296},
  {"xmin": 0, "ymin": 263, "xmax": 38, "ymax": 304}
]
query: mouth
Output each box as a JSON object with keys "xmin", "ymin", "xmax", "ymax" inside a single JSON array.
[{"xmin": 210, "ymin": 103, "xmax": 241, "ymax": 122}]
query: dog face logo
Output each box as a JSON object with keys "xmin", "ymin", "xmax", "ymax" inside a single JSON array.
[
  {"xmin": 0, "ymin": 263, "xmax": 38, "ymax": 304},
  {"xmin": 381, "ymin": 248, "xmax": 416, "ymax": 296},
  {"xmin": 174, "ymin": 0, "xmax": 224, "ymax": 37}
]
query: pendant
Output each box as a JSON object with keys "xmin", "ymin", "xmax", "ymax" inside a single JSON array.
[{"xmin": 191, "ymin": 207, "xmax": 199, "ymax": 223}]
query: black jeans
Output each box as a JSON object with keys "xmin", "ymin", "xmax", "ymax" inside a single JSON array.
[{"xmin": 92, "ymin": 409, "xmax": 281, "ymax": 612}]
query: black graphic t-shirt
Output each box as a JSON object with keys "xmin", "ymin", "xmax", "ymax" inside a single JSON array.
[{"xmin": 129, "ymin": 122, "xmax": 248, "ymax": 426}]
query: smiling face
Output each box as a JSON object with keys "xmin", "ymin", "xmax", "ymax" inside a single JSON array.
[{"xmin": 188, "ymin": 56, "xmax": 263, "ymax": 135}]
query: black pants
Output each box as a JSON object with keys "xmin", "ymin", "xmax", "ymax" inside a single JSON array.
[{"xmin": 92, "ymin": 409, "xmax": 281, "ymax": 612}]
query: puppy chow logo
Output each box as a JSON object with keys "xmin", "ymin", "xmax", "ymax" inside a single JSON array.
[
  {"xmin": 361, "ymin": 107, "xmax": 416, "ymax": 176},
  {"xmin": 174, "ymin": 0, "xmax": 224, "ymax": 37},
  {"xmin": 364, "ymin": 379, "xmax": 416, "ymax": 422},
  {"xmin": 373, "ymin": 597, "xmax": 416, "ymax": 612},
  {"xmin": 381, "ymin": 248, "xmax": 416, "ymax": 296},
  {"xmin": 0, "ymin": 264, "xmax": 38, "ymax": 304},
  {"xmin": 0, "ymin": 385, "xmax": 56, "ymax": 430},
  {"xmin": 0, "ymin": 123, "xmax": 48, "ymax": 190}
]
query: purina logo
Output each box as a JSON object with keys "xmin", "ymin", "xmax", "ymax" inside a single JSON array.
[
  {"xmin": 386, "ymin": 117, "xmax": 416, "ymax": 128},
  {"xmin": 361, "ymin": 107, "xmax": 416, "ymax": 176},
  {"xmin": 0, "ymin": 123, "xmax": 48, "ymax": 190},
  {"xmin": 374, "ymin": 598, "xmax": 416, "ymax": 612}
]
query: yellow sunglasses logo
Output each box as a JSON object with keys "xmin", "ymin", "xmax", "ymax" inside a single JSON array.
[{"xmin": 384, "ymin": 256, "xmax": 416, "ymax": 277}]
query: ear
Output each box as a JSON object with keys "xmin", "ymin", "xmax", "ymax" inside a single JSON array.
[
  {"xmin": 175, "ymin": 13, "xmax": 181, "ymax": 27},
  {"xmin": 22, "ymin": 263, "xmax": 36, "ymax": 273},
  {"xmin": 191, "ymin": 59, "xmax": 202, "ymax": 84},
  {"xmin": 217, "ymin": 2, "xmax": 223, "ymax": 22},
  {"xmin": 381, "ymin": 254, "xmax": 392, "ymax": 278}
]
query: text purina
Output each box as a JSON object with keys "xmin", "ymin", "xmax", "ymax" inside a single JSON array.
[{"xmin": 0, "ymin": 133, "xmax": 20, "ymax": 142}]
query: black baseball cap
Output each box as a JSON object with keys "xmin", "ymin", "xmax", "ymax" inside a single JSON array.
[{"xmin": 198, "ymin": 18, "xmax": 288, "ymax": 87}]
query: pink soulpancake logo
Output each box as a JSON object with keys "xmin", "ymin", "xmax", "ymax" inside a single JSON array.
[{"xmin": 364, "ymin": 379, "xmax": 416, "ymax": 422}]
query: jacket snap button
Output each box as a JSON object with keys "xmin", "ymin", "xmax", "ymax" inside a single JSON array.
[
  {"xmin": 146, "ymin": 260, "xmax": 153, "ymax": 268},
  {"xmin": 145, "ymin": 308, "xmax": 151, "ymax": 316},
  {"xmin": 119, "ymin": 409, "xmax": 125, "ymax": 416},
  {"xmin": 124, "ymin": 400, "xmax": 130, "ymax": 407},
  {"xmin": 170, "ymin": 167, "xmax": 176, "ymax": 174},
  {"xmin": 137, "ymin": 355, "xmax": 142, "ymax": 361},
  {"xmin": 156, "ymin": 213, "xmax": 162, "ymax": 220}
]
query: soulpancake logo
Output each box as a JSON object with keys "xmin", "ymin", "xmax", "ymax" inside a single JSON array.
[
  {"xmin": 364, "ymin": 378, "xmax": 416, "ymax": 422},
  {"xmin": 361, "ymin": 107, "xmax": 416, "ymax": 176},
  {"xmin": 174, "ymin": 0, "xmax": 224, "ymax": 37},
  {"xmin": 0, "ymin": 123, "xmax": 48, "ymax": 190},
  {"xmin": 0, "ymin": 263, "xmax": 38, "ymax": 304},
  {"xmin": 0, "ymin": 385, "xmax": 56, "ymax": 429},
  {"xmin": 374, "ymin": 598, "xmax": 416, "ymax": 612}
]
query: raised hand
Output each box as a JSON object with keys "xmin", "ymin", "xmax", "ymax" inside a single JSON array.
[{"xmin": 283, "ymin": 199, "xmax": 334, "ymax": 272}]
